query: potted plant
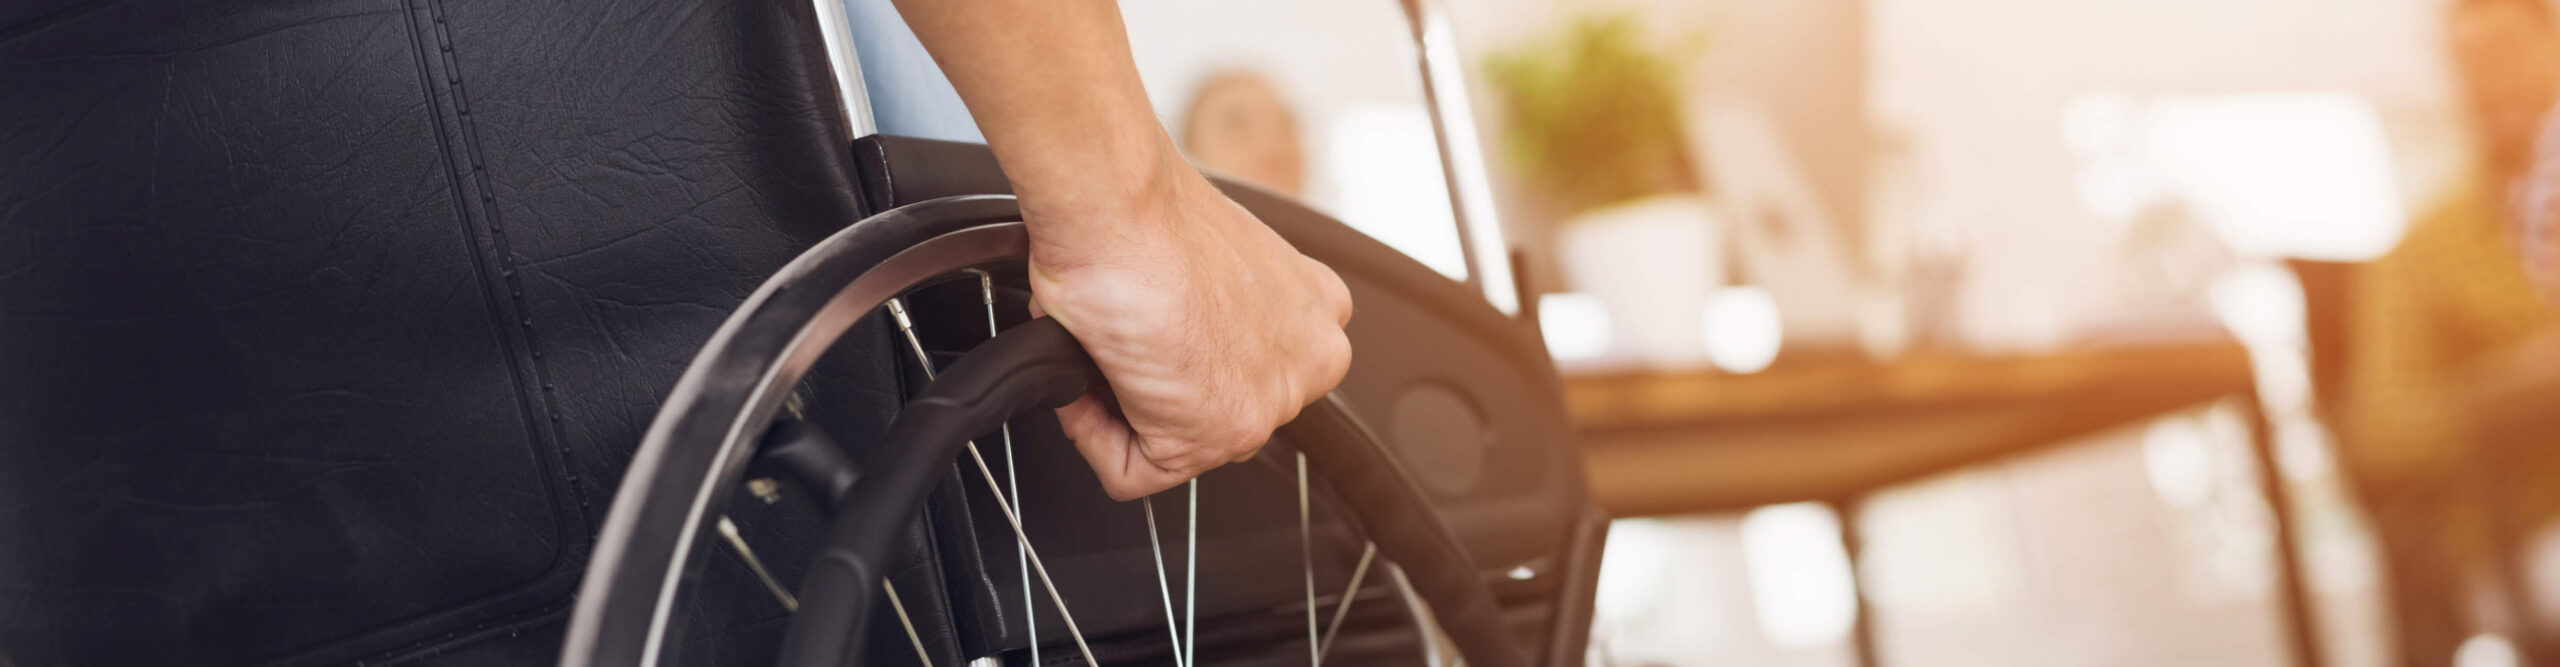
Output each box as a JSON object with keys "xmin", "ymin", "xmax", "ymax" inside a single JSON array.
[{"xmin": 1486, "ymin": 15, "xmax": 1716, "ymax": 365}]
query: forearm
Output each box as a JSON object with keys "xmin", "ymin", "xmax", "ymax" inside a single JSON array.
[
  {"xmin": 882, "ymin": 0, "xmax": 1354, "ymax": 499},
  {"xmin": 886, "ymin": 0, "xmax": 1182, "ymax": 226}
]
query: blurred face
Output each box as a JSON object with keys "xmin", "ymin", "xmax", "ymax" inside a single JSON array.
[
  {"xmin": 2451, "ymin": 1, "xmax": 2560, "ymax": 175},
  {"xmin": 1181, "ymin": 74, "xmax": 1306, "ymax": 197}
]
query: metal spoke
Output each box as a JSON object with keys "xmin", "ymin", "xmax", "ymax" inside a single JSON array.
[
  {"xmin": 741, "ymin": 401, "xmax": 929, "ymax": 664},
  {"xmin": 716, "ymin": 517, "xmax": 798, "ymax": 612},
  {"xmin": 887, "ymin": 298, "xmax": 1100, "ymax": 665},
  {"xmin": 1145, "ymin": 497, "xmax": 1191, "ymax": 667},
  {"xmin": 1292, "ymin": 451, "xmax": 1378, "ymax": 666},
  {"xmin": 1317, "ymin": 544, "xmax": 1378, "ymax": 665},
  {"xmin": 968, "ymin": 270, "xmax": 1039, "ymax": 666},
  {"xmin": 1186, "ymin": 478, "xmax": 1200, "ymax": 667},
  {"xmin": 1387, "ymin": 564, "xmax": 1464, "ymax": 667},
  {"xmin": 1300, "ymin": 453, "xmax": 1320, "ymax": 666},
  {"xmin": 881, "ymin": 580, "xmax": 934, "ymax": 667},
  {"xmin": 954, "ymin": 437, "xmax": 1100, "ymax": 666}
]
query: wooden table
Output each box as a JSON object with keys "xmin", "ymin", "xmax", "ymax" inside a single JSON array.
[
  {"xmin": 1566, "ymin": 342, "xmax": 2257, "ymax": 516},
  {"xmin": 1562, "ymin": 341, "xmax": 2325, "ymax": 667}
]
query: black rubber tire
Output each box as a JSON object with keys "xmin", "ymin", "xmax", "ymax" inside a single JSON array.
[
  {"xmin": 562, "ymin": 195, "xmax": 1528, "ymax": 667},
  {"xmin": 562, "ymin": 196, "xmax": 1023, "ymax": 667},
  {"xmin": 773, "ymin": 319, "xmax": 1528, "ymax": 667}
]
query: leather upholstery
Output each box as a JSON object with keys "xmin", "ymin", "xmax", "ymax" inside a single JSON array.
[{"xmin": 0, "ymin": 0, "xmax": 890, "ymax": 663}]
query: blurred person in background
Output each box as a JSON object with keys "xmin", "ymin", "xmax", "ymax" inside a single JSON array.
[
  {"xmin": 1179, "ymin": 71, "xmax": 1307, "ymax": 197},
  {"xmin": 2339, "ymin": 0, "xmax": 2560, "ymax": 662}
]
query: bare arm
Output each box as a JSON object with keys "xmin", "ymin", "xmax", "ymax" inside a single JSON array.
[
  {"xmin": 887, "ymin": 0, "xmax": 1354, "ymax": 499},
  {"xmin": 886, "ymin": 0, "xmax": 1169, "ymax": 224}
]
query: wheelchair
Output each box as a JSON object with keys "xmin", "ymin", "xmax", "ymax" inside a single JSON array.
[{"xmin": 0, "ymin": 1, "xmax": 1601, "ymax": 664}]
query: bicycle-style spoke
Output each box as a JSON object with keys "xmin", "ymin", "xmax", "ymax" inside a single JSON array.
[
  {"xmin": 1316, "ymin": 544, "xmax": 1378, "ymax": 665},
  {"xmin": 565, "ymin": 206, "xmax": 1565, "ymax": 667},
  {"xmin": 1186, "ymin": 478, "xmax": 1199, "ymax": 667},
  {"xmin": 1300, "ymin": 453, "xmax": 1320, "ymax": 665},
  {"xmin": 1296, "ymin": 452, "xmax": 1382, "ymax": 667},
  {"xmin": 886, "ymin": 297, "xmax": 1099, "ymax": 665},
  {"xmin": 878, "ymin": 580, "xmax": 936, "ymax": 667},
  {"xmin": 1386, "ymin": 564, "xmax": 1465, "ymax": 667},
  {"xmin": 716, "ymin": 517, "xmax": 799, "ymax": 612},
  {"xmin": 720, "ymin": 491, "xmax": 929, "ymax": 666},
  {"xmin": 967, "ymin": 270, "xmax": 1041, "ymax": 667},
  {"xmin": 1144, "ymin": 497, "xmax": 1190, "ymax": 667},
  {"xmin": 878, "ymin": 285, "xmax": 1423, "ymax": 667}
]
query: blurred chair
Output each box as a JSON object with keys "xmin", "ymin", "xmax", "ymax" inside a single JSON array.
[
  {"xmin": 2290, "ymin": 260, "xmax": 2355, "ymax": 415},
  {"xmin": 2294, "ymin": 254, "xmax": 2560, "ymax": 666}
]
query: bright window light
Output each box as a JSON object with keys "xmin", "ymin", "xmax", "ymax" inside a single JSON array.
[
  {"xmin": 2141, "ymin": 93, "xmax": 2406, "ymax": 261},
  {"xmin": 2458, "ymin": 634, "xmax": 2522, "ymax": 667},
  {"xmin": 2210, "ymin": 262, "xmax": 2317, "ymax": 411},
  {"xmin": 2075, "ymin": 156, "xmax": 2165, "ymax": 222},
  {"xmin": 2207, "ymin": 262, "xmax": 2307, "ymax": 348},
  {"xmin": 2061, "ymin": 91, "xmax": 2138, "ymax": 157},
  {"xmin": 2275, "ymin": 419, "xmax": 2334, "ymax": 483},
  {"xmin": 1538, "ymin": 292, "xmax": 1614, "ymax": 362},
  {"xmin": 1326, "ymin": 105, "xmax": 1469, "ymax": 280},
  {"xmin": 1701, "ymin": 286, "xmax": 1783, "ymax": 373},
  {"xmin": 2143, "ymin": 416, "xmax": 2214, "ymax": 509},
  {"xmin": 1740, "ymin": 503, "xmax": 1857, "ymax": 648},
  {"xmin": 1594, "ymin": 519, "xmax": 1680, "ymax": 623}
]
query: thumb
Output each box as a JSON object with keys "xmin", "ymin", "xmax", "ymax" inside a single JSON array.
[{"xmin": 1054, "ymin": 391, "xmax": 1161, "ymax": 501}]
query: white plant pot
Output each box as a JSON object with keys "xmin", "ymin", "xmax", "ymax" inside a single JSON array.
[{"xmin": 1555, "ymin": 195, "xmax": 1722, "ymax": 367}]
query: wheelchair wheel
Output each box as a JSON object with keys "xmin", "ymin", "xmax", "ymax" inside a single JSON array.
[{"xmin": 559, "ymin": 194, "xmax": 1561, "ymax": 666}]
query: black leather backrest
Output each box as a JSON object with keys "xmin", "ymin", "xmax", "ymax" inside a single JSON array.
[{"xmin": 0, "ymin": 1, "xmax": 879, "ymax": 663}]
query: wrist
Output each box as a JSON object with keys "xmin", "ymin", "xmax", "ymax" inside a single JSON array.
[{"xmin": 1008, "ymin": 126, "xmax": 1196, "ymax": 229}]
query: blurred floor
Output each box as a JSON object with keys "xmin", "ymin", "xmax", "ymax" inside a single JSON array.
[{"xmin": 1592, "ymin": 408, "xmax": 2397, "ymax": 667}]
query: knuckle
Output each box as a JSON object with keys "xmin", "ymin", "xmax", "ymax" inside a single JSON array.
[
  {"xmin": 1305, "ymin": 331, "xmax": 1352, "ymax": 389},
  {"xmin": 1136, "ymin": 437, "xmax": 1190, "ymax": 465},
  {"xmin": 1328, "ymin": 278, "xmax": 1354, "ymax": 321},
  {"xmin": 1306, "ymin": 260, "xmax": 1354, "ymax": 324}
]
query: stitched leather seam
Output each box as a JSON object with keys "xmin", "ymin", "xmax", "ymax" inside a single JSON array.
[
  {"xmin": 266, "ymin": 1, "xmax": 592, "ymax": 664},
  {"xmin": 416, "ymin": 0, "xmax": 589, "ymax": 530}
]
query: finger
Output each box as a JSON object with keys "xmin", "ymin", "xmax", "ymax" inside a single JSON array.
[
  {"xmin": 1117, "ymin": 462, "xmax": 1196, "ymax": 501},
  {"xmin": 1053, "ymin": 392, "xmax": 1117, "ymax": 447},
  {"xmin": 1056, "ymin": 394, "xmax": 1190, "ymax": 500},
  {"xmin": 1054, "ymin": 394, "xmax": 1141, "ymax": 497}
]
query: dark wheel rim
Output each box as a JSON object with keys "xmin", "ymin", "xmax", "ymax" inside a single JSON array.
[
  {"xmin": 563, "ymin": 196, "xmax": 1023, "ymax": 666},
  {"xmin": 562, "ymin": 195, "xmax": 1529, "ymax": 667}
]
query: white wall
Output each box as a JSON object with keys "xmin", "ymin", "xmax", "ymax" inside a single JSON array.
[
  {"xmin": 1869, "ymin": 0, "xmax": 2468, "ymax": 350},
  {"xmin": 1118, "ymin": 0, "xmax": 1473, "ymax": 278}
]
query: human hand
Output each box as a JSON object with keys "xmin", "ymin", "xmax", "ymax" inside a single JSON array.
[{"xmin": 1021, "ymin": 151, "xmax": 1353, "ymax": 500}]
